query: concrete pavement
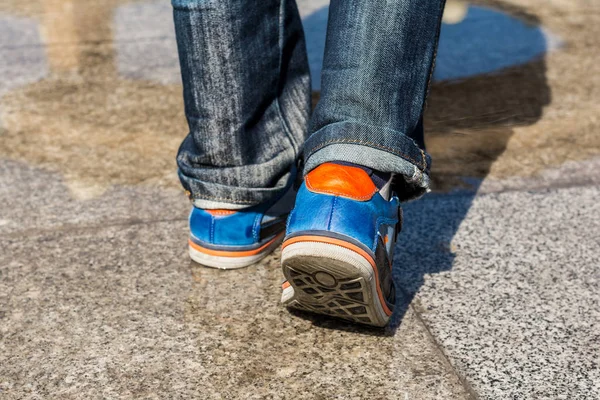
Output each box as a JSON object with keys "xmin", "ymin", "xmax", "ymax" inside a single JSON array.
[{"xmin": 1, "ymin": 0, "xmax": 599, "ymax": 398}]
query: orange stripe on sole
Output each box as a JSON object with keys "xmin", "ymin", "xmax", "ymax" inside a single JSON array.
[
  {"xmin": 189, "ymin": 232, "xmax": 283, "ymax": 258},
  {"xmin": 282, "ymin": 235, "xmax": 392, "ymax": 316},
  {"xmin": 205, "ymin": 209, "xmax": 237, "ymax": 216}
]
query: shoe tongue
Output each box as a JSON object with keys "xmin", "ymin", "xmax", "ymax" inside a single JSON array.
[{"xmin": 332, "ymin": 162, "xmax": 393, "ymax": 200}]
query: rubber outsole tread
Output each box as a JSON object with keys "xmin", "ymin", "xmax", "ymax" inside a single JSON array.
[{"xmin": 281, "ymin": 241, "xmax": 390, "ymax": 327}]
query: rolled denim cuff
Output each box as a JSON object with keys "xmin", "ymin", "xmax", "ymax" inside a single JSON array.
[
  {"xmin": 180, "ymin": 166, "xmax": 296, "ymax": 210},
  {"xmin": 303, "ymin": 122, "xmax": 431, "ymax": 202}
]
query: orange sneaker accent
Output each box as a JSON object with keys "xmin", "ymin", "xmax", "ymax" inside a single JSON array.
[
  {"xmin": 305, "ymin": 163, "xmax": 377, "ymax": 201},
  {"xmin": 205, "ymin": 209, "xmax": 237, "ymax": 216},
  {"xmin": 282, "ymin": 281, "xmax": 291, "ymax": 290},
  {"xmin": 282, "ymin": 235, "xmax": 392, "ymax": 316}
]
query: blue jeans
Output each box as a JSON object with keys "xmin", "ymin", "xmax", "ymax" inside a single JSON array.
[{"xmin": 172, "ymin": 0, "xmax": 445, "ymax": 209}]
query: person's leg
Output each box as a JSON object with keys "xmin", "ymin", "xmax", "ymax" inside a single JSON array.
[
  {"xmin": 281, "ymin": 0, "xmax": 445, "ymax": 326},
  {"xmin": 172, "ymin": 0, "xmax": 310, "ymax": 210},
  {"xmin": 303, "ymin": 0, "xmax": 446, "ymax": 201},
  {"xmin": 172, "ymin": 0, "xmax": 310, "ymax": 268}
]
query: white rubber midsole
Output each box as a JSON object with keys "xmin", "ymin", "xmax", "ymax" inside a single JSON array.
[{"xmin": 189, "ymin": 235, "xmax": 284, "ymax": 270}]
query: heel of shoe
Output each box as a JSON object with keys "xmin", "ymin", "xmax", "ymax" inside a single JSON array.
[
  {"xmin": 281, "ymin": 236, "xmax": 391, "ymax": 327},
  {"xmin": 188, "ymin": 233, "xmax": 284, "ymax": 270}
]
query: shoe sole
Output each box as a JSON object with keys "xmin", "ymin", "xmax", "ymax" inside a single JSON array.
[
  {"xmin": 281, "ymin": 236, "xmax": 392, "ymax": 327},
  {"xmin": 188, "ymin": 233, "xmax": 284, "ymax": 270}
]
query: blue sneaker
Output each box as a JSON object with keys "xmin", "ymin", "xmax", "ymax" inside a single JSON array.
[
  {"xmin": 281, "ymin": 163, "xmax": 400, "ymax": 326},
  {"xmin": 188, "ymin": 189, "xmax": 295, "ymax": 269}
]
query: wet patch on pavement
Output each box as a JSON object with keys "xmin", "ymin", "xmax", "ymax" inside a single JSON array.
[{"xmin": 0, "ymin": 0, "xmax": 598, "ymax": 197}]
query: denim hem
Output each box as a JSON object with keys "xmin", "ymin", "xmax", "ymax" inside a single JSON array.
[
  {"xmin": 303, "ymin": 122, "xmax": 431, "ymax": 173},
  {"xmin": 303, "ymin": 134, "xmax": 431, "ymax": 202},
  {"xmin": 181, "ymin": 167, "xmax": 296, "ymax": 210}
]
